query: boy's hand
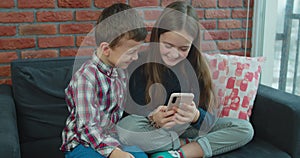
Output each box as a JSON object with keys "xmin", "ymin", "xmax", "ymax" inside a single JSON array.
[
  {"xmin": 172, "ymin": 101, "xmax": 199, "ymax": 124},
  {"xmin": 109, "ymin": 148, "xmax": 134, "ymax": 158},
  {"xmin": 152, "ymin": 106, "xmax": 176, "ymax": 128}
]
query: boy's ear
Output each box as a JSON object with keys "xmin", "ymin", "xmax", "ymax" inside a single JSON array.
[{"xmin": 98, "ymin": 42, "xmax": 111, "ymax": 56}]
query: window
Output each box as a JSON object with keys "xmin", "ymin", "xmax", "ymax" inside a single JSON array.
[{"xmin": 253, "ymin": 0, "xmax": 300, "ymax": 96}]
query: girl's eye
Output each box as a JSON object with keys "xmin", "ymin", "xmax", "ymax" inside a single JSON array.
[
  {"xmin": 180, "ymin": 47, "xmax": 189, "ymax": 52},
  {"xmin": 180, "ymin": 48, "xmax": 187, "ymax": 52}
]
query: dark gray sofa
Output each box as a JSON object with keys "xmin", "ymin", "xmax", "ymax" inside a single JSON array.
[{"xmin": 0, "ymin": 57, "xmax": 299, "ymax": 158}]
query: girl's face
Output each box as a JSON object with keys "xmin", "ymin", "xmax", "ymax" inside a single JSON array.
[{"xmin": 159, "ymin": 30, "xmax": 193, "ymax": 66}]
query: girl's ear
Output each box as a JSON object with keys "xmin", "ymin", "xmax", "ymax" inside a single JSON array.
[{"xmin": 98, "ymin": 42, "xmax": 111, "ymax": 56}]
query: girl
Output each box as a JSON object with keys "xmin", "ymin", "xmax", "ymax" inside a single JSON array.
[{"xmin": 117, "ymin": 1, "xmax": 253, "ymax": 158}]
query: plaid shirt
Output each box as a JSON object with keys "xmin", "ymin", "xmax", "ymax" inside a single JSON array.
[{"xmin": 60, "ymin": 53, "xmax": 127, "ymax": 157}]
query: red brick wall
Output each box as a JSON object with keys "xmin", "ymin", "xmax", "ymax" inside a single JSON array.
[{"xmin": 0, "ymin": 0, "xmax": 254, "ymax": 84}]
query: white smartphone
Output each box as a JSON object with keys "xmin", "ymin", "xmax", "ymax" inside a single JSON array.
[{"xmin": 167, "ymin": 93, "xmax": 194, "ymax": 110}]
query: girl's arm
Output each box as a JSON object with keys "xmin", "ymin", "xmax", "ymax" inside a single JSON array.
[
  {"xmin": 148, "ymin": 105, "xmax": 176, "ymax": 128},
  {"xmin": 191, "ymin": 108, "xmax": 207, "ymax": 129}
]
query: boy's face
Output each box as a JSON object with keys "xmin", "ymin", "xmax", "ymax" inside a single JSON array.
[{"xmin": 108, "ymin": 38, "xmax": 142, "ymax": 69}]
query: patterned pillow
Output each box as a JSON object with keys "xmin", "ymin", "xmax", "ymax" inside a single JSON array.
[{"xmin": 203, "ymin": 53, "xmax": 265, "ymax": 120}]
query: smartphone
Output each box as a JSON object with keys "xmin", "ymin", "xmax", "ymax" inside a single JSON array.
[{"xmin": 167, "ymin": 93, "xmax": 194, "ymax": 110}]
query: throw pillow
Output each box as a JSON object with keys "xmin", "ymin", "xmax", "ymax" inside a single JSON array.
[{"xmin": 203, "ymin": 53, "xmax": 265, "ymax": 120}]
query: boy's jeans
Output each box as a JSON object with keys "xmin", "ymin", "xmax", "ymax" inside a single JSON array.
[{"xmin": 65, "ymin": 144, "xmax": 148, "ymax": 158}]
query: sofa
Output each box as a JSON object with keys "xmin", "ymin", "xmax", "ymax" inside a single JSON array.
[{"xmin": 0, "ymin": 57, "xmax": 299, "ymax": 158}]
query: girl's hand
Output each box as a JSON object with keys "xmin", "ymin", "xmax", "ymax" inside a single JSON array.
[
  {"xmin": 172, "ymin": 101, "xmax": 200, "ymax": 125},
  {"xmin": 151, "ymin": 105, "xmax": 176, "ymax": 128},
  {"xmin": 109, "ymin": 148, "xmax": 134, "ymax": 158}
]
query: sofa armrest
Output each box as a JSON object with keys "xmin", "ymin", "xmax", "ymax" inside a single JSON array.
[
  {"xmin": 251, "ymin": 84, "xmax": 300, "ymax": 158},
  {"xmin": 0, "ymin": 84, "xmax": 21, "ymax": 158}
]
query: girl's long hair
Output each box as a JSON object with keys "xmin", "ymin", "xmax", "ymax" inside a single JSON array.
[{"xmin": 144, "ymin": 1, "xmax": 217, "ymax": 111}]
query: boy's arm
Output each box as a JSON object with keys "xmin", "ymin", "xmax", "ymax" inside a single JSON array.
[
  {"xmin": 73, "ymin": 76, "xmax": 120, "ymax": 157},
  {"xmin": 109, "ymin": 148, "xmax": 134, "ymax": 158}
]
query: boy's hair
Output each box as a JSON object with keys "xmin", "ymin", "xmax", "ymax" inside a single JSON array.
[{"xmin": 95, "ymin": 3, "xmax": 147, "ymax": 48}]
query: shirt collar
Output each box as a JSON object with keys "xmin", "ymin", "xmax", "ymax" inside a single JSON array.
[{"xmin": 92, "ymin": 52, "xmax": 126, "ymax": 79}]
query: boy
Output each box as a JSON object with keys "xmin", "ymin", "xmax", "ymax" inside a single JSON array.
[{"xmin": 60, "ymin": 3, "xmax": 147, "ymax": 158}]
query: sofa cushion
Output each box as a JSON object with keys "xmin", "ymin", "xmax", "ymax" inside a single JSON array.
[
  {"xmin": 0, "ymin": 85, "xmax": 21, "ymax": 158},
  {"xmin": 251, "ymin": 84, "xmax": 300, "ymax": 158},
  {"xmin": 203, "ymin": 53, "xmax": 265, "ymax": 120},
  {"xmin": 11, "ymin": 58, "xmax": 77, "ymax": 143},
  {"xmin": 21, "ymin": 137, "xmax": 64, "ymax": 158},
  {"xmin": 214, "ymin": 138, "xmax": 291, "ymax": 158}
]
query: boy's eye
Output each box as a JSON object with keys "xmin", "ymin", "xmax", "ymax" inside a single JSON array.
[
  {"xmin": 164, "ymin": 43, "xmax": 172, "ymax": 48},
  {"xmin": 127, "ymin": 49, "xmax": 137, "ymax": 55}
]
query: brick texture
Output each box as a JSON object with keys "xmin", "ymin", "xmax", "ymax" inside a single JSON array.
[
  {"xmin": 244, "ymin": 0, "xmax": 254, "ymax": 7},
  {"xmin": 200, "ymin": 20, "xmax": 217, "ymax": 30},
  {"xmin": 231, "ymin": 30, "xmax": 252, "ymax": 39},
  {"xmin": 218, "ymin": 40, "xmax": 242, "ymax": 50},
  {"xmin": 60, "ymin": 48, "xmax": 78, "ymax": 57},
  {"xmin": 19, "ymin": 24, "xmax": 57, "ymax": 35},
  {"xmin": 60, "ymin": 23, "xmax": 94, "ymax": 34},
  {"xmin": 0, "ymin": 38, "xmax": 35, "ymax": 50},
  {"xmin": 205, "ymin": 10, "xmax": 231, "ymax": 19},
  {"xmin": 0, "ymin": 65, "xmax": 11, "ymax": 77},
  {"xmin": 219, "ymin": 20, "xmax": 242, "ymax": 29},
  {"xmin": 232, "ymin": 9, "xmax": 253, "ymax": 18},
  {"xmin": 129, "ymin": 0, "xmax": 159, "ymax": 7},
  {"xmin": 21, "ymin": 50, "xmax": 58, "ymax": 59},
  {"xmin": 37, "ymin": 11, "xmax": 73, "ymax": 22},
  {"xmin": 0, "ymin": 0, "xmax": 255, "ymax": 80},
  {"xmin": 243, "ymin": 19, "xmax": 252, "ymax": 28},
  {"xmin": 242, "ymin": 40, "xmax": 252, "ymax": 49},
  {"xmin": 201, "ymin": 41, "xmax": 217, "ymax": 51},
  {"xmin": 0, "ymin": 0, "xmax": 14, "ymax": 8},
  {"xmin": 219, "ymin": 0, "xmax": 243, "ymax": 8},
  {"xmin": 58, "ymin": 0, "xmax": 91, "ymax": 8},
  {"xmin": 0, "ymin": 78, "xmax": 12, "ymax": 85},
  {"xmin": 204, "ymin": 31, "xmax": 230, "ymax": 40},
  {"xmin": 0, "ymin": 26, "xmax": 16, "ymax": 36},
  {"xmin": 192, "ymin": 0, "xmax": 217, "ymax": 8},
  {"xmin": 162, "ymin": 0, "xmax": 185, "ymax": 7},
  {"xmin": 38, "ymin": 36, "xmax": 74, "ymax": 48},
  {"xmin": 76, "ymin": 36, "xmax": 96, "ymax": 47},
  {"xmin": 18, "ymin": 0, "xmax": 55, "ymax": 8},
  {"xmin": 0, "ymin": 12, "xmax": 34, "ymax": 23},
  {"xmin": 76, "ymin": 11, "xmax": 102, "ymax": 21},
  {"xmin": 0, "ymin": 52, "xmax": 18, "ymax": 63},
  {"xmin": 196, "ymin": 10, "xmax": 205, "ymax": 19},
  {"xmin": 95, "ymin": 0, "xmax": 126, "ymax": 8},
  {"xmin": 60, "ymin": 48, "xmax": 94, "ymax": 57}
]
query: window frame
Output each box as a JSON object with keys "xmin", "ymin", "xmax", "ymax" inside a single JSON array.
[{"xmin": 252, "ymin": 0, "xmax": 278, "ymax": 86}]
